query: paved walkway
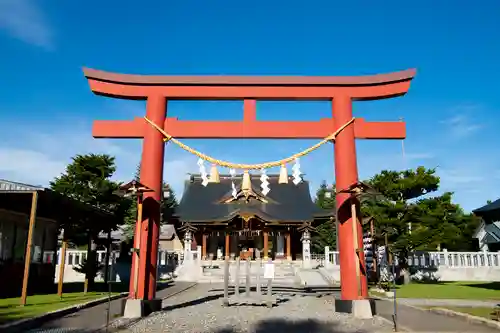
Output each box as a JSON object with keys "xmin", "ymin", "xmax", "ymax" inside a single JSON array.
[
  {"xmin": 28, "ymin": 282, "xmax": 196, "ymax": 333},
  {"xmin": 298, "ymin": 269, "xmax": 330, "ymax": 287},
  {"xmin": 396, "ymin": 298, "xmax": 499, "ymax": 308},
  {"xmin": 375, "ymin": 299, "xmax": 500, "ymax": 332}
]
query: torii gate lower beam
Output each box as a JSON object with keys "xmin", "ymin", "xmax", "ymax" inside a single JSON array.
[{"xmin": 84, "ymin": 68, "xmax": 415, "ymax": 308}]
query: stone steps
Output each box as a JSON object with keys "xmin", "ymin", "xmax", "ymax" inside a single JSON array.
[
  {"xmin": 193, "ymin": 272, "xmax": 298, "ymax": 284},
  {"xmin": 175, "ymin": 259, "xmax": 303, "ymax": 284}
]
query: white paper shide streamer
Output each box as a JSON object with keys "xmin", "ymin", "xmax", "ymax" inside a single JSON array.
[
  {"xmin": 230, "ymin": 168, "xmax": 237, "ymax": 198},
  {"xmin": 292, "ymin": 158, "xmax": 302, "ymax": 185},
  {"xmin": 198, "ymin": 158, "xmax": 209, "ymax": 186},
  {"xmin": 260, "ymin": 168, "xmax": 270, "ymax": 196}
]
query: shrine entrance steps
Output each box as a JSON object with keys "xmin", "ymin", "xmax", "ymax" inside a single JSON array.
[
  {"xmin": 174, "ymin": 259, "xmax": 334, "ymax": 288},
  {"xmin": 297, "ymin": 269, "xmax": 332, "ymax": 287}
]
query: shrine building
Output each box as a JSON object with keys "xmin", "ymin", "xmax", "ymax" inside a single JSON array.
[{"xmin": 174, "ymin": 173, "xmax": 333, "ymax": 261}]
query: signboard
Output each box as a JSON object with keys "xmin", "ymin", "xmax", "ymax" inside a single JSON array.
[{"xmin": 263, "ymin": 262, "xmax": 275, "ymax": 279}]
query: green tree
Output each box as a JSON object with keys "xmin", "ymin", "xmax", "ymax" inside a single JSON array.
[
  {"xmin": 439, "ymin": 209, "xmax": 480, "ymax": 251},
  {"xmin": 50, "ymin": 153, "xmax": 127, "ymax": 289},
  {"xmin": 363, "ymin": 167, "xmax": 440, "ymax": 254},
  {"xmin": 362, "ymin": 166, "xmax": 479, "ymax": 281},
  {"xmin": 123, "ymin": 164, "xmax": 141, "ymax": 240},
  {"xmin": 312, "ymin": 181, "xmax": 337, "ymax": 253},
  {"xmin": 123, "ymin": 164, "xmax": 179, "ymax": 240}
]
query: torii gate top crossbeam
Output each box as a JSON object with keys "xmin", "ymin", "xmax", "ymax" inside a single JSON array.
[
  {"xmin": 83, "ymin": 68, "xmax": 415, "ymax": 101},
  {"xmin": 84, "ymin": 68, "xmax": 415, "ymax": 140}
]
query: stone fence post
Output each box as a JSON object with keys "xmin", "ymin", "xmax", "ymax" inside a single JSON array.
[
  {"xmin": 442, "ymin": 248, "xmax": 449, "ymax": 267},
  {"xmin": 324, "ymin": 246, "xmax": 330, "ymax": 268},
  {"xmin": 301, "ymin": 231, "xmax": 311, "ymax": 269}
]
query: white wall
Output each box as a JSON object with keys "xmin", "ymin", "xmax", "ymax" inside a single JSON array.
[{"xmin": 323, "ymin": 248, "xmax": 500, "ymax": 282}]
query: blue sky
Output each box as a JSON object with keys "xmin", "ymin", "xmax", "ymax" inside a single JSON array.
[{"xmin": 0, "ymin": 0, "xmax": 499, "ymax": 211}]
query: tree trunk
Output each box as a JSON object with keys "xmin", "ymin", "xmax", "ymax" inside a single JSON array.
[
  {"xmin": 103, "ymin": 230, "xmax": 112, "ymax": 285},
  {"xmin": 397, "ymin": 255, "xmax": 411, "ymax": 285},
  {"xmin": 84, "ymin": 233, "xmax": 98, "ymax": 293},
  {"xmin": 400, "ymin": 268, "xmax": 411, "ymax": 284}
]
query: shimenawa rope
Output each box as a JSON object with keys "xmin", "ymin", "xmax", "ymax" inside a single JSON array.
[{"xmin": 143, "ymin": 117, "xmax": 355, "ymax": 170}]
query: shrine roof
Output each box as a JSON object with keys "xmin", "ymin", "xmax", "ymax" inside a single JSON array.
[
  {"xmin": 474, "ymin": 198, "xmax": 500, "ymax": 222},
  {"xmin": 175, "ymin": 174, "xmax": 333, "ymax": 224}
]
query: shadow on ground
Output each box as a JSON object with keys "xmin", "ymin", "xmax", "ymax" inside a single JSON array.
[
  {"xmin": 1, "ymin": 281, "xmax": 170, "ymax": 300},
  {"xmin": 464, "ymin": 282, "xmax": 500, "ymax": 291},
  {"xmin": 209, "ymin": 286, "xmax": 342, "ymax": 293},
  {"xmin": 214, "ymin": 318, "xmax": 375, "ymax": 333},
  {"xmin": 51, "ymin": 281, "xmax": 169, "ymax": 294},
  {"xmin": 2, "ymin": 283, "xmax": 174, "ymax": 332},
  {"xmin": 26, "ymin": 329, "xmax": 95, "ymax": 333},
  {"xmin": 25, "ymin": 319, "xmax": 376, "ymax": 333},
  {"xmin": 162, "ymin": 292, "xmax": 290, "ymax": 312}
]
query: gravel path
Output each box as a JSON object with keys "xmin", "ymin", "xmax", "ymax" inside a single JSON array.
[{"xmin": 118, "ymin": 284, "xmax": 392, "ymax": 333}]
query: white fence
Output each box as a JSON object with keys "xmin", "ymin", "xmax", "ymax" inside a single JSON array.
[
  {"xmin": 323, "ymin": 247, "xmax": 500, "ymax": 282},
  {"xmin": 48, "ymin": 247, "xmax": 500, "ymax": 283},
  {"xmin": 49, "ymin": 250, "xmax": 121, "ymax": 283},
  {"xmin": 46, "ymin": 249, "xmax": 182, "ymax": 283}
]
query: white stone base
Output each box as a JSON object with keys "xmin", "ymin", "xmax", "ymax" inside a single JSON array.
[
  {"xmin": 335, "ymin": 299, "xmax": 375, "ymax": 319},
  {"xmin": 352, "ymin": 299, "xmax": 374, "ymax": 319},
  {"xmin": 123, "ymin": 299, "xmax": 145, "ymax": 318}
]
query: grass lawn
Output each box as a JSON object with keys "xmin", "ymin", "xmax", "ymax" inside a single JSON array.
[
  {"xmin": 0, "ymin": 292, "xmax": 118, "ymax": 324},
  {"xmin": 427, "ymin": 306, "xmax": 495, "ymax": 320},
  {"xmin": 391, "ymin": 281, "xmax": 500, "ymax": 300}
]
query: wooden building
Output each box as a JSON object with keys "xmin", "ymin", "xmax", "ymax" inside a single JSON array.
[
  {"xmin": 0, "ymin": 179, "xmax": 112, "ymax": 297},
  {"xmin": 174, "ymin": 173, "xmax": 333, "ymax": 261}
]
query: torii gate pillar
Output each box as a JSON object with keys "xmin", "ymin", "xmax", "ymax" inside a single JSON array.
[
  {"xmin": 83, "ymin": 67, "xmax": 415, "ymax": 316},
  {"xmin": 130, "ymin": 95, "xmax": 166, "ymax": 301},
  {"xmin": 333, "ymin": 95, "xmax": 367, "ymax": 300}
]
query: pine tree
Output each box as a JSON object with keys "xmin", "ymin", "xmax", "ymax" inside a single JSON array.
[
  {"xmin": 50, "ymin": 153, "xmax": 126, "ymax": 289},
  {"xmin": 312, "ymin": 181, "xmax": 337, "ymax": 253},
  {"xmin": 362, "ymin": 166, "xmax": 480, "ymax": 283}
]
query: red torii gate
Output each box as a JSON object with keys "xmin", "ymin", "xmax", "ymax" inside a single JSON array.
[{"xmin": 83, "ymin": 68, "xmax": 415, "ymax": 305}]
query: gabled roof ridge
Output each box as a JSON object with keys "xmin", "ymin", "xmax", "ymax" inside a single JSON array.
[{"xmin": 176, "ymin": 173, "xmax": 334, "ymax": 223}]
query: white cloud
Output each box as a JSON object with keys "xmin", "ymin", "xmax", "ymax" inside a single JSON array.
[
  {"xmin": 0, "ymin": 116, "xmax": 199, "ymax": 197},
  {"xmin": 0, "ymin": 0, "xmax": 53, "ymax": 49},
  {"xmin": 0, "ymin": 148, "xmax": 65, "ymax": 185},
  {"xmin": 441, "ymin": 114, "xmax": 483, "ymax": 139},
  {"xmin": 405, "ymin": 153, "xmax": 434, "ymax": 160},
  {"xmin": 439, "ymin": 169, "xmax": 484, "ymax": 186},
  {"xmin": 162, "ymin": 154, "xmax": 199, "ymax": 196},
  {"xmin": 436, "ymin": 157, "xmax": 500, "ymax": 211}
]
